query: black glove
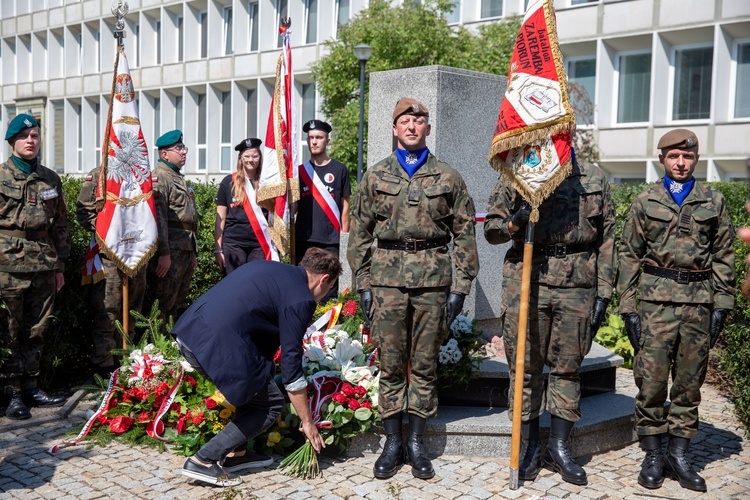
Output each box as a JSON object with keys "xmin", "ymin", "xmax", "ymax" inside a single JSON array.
[
  {"xmin": 358, "ymin": 289, "xmax": 373, "ymax": 327},
  {"xmin": 510, "ymin": 201, "xmax": 532, "ymax": 229},
  {"xmin": 445, "ymin": 292, "xmax": 465, "ymax": 331},
  {"xmin": 590, "ymin": 297, "xmax": 609, "ymax": 332},
  {"xmin": 622, "ymin": 313, "xmax": 641, "ymax": 355},
  {"xmin": 709, "ymin": 308, "xmax": 729, "ymax": 349}
]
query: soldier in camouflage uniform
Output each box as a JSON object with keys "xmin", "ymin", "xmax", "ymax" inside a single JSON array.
[
  {"xmin": 617, "ymin": 129, "xmax": 735, "ymax": 492},
  {"xmin": 148, "ymin": 130, "xmax": 198, "ymax": 326},
  {"xmin": 484, "ymin": 155, "xmax": 615, "ymax": 485},
  {"xmin": 0, "ymin": 114, "xmax": 69, "ymax": 420},
  {"xmin": 348, "ymin": 98, "xmax": 479, "ymax": 480},
  {"xmin": 76, "ymin": 167, "xmax": 147, "ymax": 377}
]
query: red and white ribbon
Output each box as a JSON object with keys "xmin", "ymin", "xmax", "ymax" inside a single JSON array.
[
  {"xmin": 299, "ymin": 161, "xmax": 341, "ymax": 233},
  {"xmin": 239, "ymin": 174, "xmax": 279, "ymax": 261}
]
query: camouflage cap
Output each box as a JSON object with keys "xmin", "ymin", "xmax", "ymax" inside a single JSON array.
[
  {"xmin": 155, "ymin": 129, "xmax": 184, "ymax": 149},
  {"xmin": 302, "ymin": 119, "xmax": 332, "ymax": 134},
  {"xmin": 5, "ymin": 113, "xmax": 39, "ymax": 141},
  {"xmin": 657, "ymin": 129, "xmax": 698, "ymax": 151},
  {"xmin": 392, "ymin": 97, "xmax": 429, "ymax": 123},
  {"xmin": 234, "ymin": 138, "xmax": 262, "ymax": 152}
]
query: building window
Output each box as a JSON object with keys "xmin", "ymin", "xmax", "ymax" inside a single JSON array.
[
  {"xmin": 177, "ymin": 16, "xmax": 184, "ymax": 62},
  {"xmin": 221, "ymin": 91, "xmax": 232, "ymax": 171},
  {"xmin": 481, "ymin": 0, "xmax": 502, "ymax": 19},
  {"xmin": 75, "ymin": 102, "xmax": 83, "ymax": 172},
  {"xmin": 571, "ymin": 0, "xmax": 598, "ymax": 5},
  {"xmin": 134, "ymin": 23, "xmax": 140, "ymax": 67},
  {"xmin": 277, "ymin": 0, "xmax": 288, "ymax": 48},
  {"xmin": 671, "ymin": 46, "xmax": 713, "ymax": 121},
  {"xmin": 246, "ymin": 88, "xmax": 257, "ymax": 138},
  {"xmin": 175, "ymin": 95, "xmax": 183, "ymax": 130},
  {"xmin": 301, "ymin": 83, "xmax": 316, "ymax": 125},
  {"xmin": 197, "ymin": 93, "xmax": 207, "ymax": 171},
  {"xmin": 567, "ymin": 57, "xmax": 596, "ymax": 125},
  {"xmin": 617, "ymin": 52, "xmax": 651, "ymax": 124},
  {"xmin": 248, "ymin": 1, "xmax": 259, "ymax": 52},
  {"xmin": 153, "ymin": 97, "xmax": 161, "ymax": 162},
  {"xmin": 200, "ymin": 11, "xmax": 208, "ymax": 59},
  {"xmin": 52, "ymin": 101, "xmax": 65, "ymax": 172},
  {"xmin": 735, "ymin": 42, "xmax": 750, "ymax": 118},
  {"xmin": 155, "ymin": 20, "xmax": 161, "ymax": 65},
  {"xmin": 94, "ymin": 102, "xmax": 102, "ymax": 165},
  {"xmin": 337, "ymin": 0, "xmax": 350, "ymax": 27},
  {"xmin": 223, "ymin": 7, "xmax": 233, "ymax": 55},
  {"xmin": 444, "ymin": 1, "xmax": 460, "ymax": 24},
  {"xmin": 94, "ymin": 29, "xmax": 101, "ymax": 73},
  {"xmin": 305, "ymin": 0, "xmax": 318, "ymax": 44}
]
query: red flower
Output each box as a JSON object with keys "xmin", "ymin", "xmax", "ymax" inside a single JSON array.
[
  {"xmin": 360, "ymin": 401, "xmax": 372, "ymax": 410},
  {"xmin": 154, "ymin": 382, "xmax": 170, "ymax": 396},
  {"xmin": 138, "ymin": 411, "xmax": 152, "ymax": 423},
  {"xmin": 192, "ymin": 412, "xmax": 205, "ymax": 425},
  {"xmin": 96, "ymin": 414, "xmax": 109, "ymax": 425},
  {"xmin": 347, "ymin": 399, "xmax": 361, "ymax": 410},
  {"xmin": 204, "ymin": 398, "xmax": 218, "ymax": 410},
  {"xmin": 170, "ymin": 403, "xmax": 182, "ymax": 413},
  {"xmin": 153, "ymin": 395, "xmax": 165, "ymax": 409},
  {"xmin": 354, "ymin": 385, "xmax": 367, "ymax": 397},
  {"xmin": 105, "ymin": 397, "xmax": 119, "ymax": 411},
  {"xmin": 341, "ymin": 383, "xmax": 355, "ymax": 397},
  {"xmin": 109, "ymin": 415, "xmax": 134, "ymax": 434},
  {"xmin": 331, "ymin": 392, "xmax": 347, "ymax": 404},
  {"xmin": 342, "ymin": 300, "xmax": 358, "ymax": 318},
  {"xmin": 176, "ymin": 416, "xmax": 187, "ymax": 435},
  {"xmin": 183, "ymin": 375, "xmax": 197, "ymax": 387}
]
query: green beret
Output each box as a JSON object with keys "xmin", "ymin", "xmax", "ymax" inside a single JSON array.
[
  {"xmin": 5, "ymin": 114, "xmax": 39, "ymax": 141},
  {"xmin": 657, "ymin": 128, "xmax": 698, "ymax": 151},
  {"xmin": 392, "ymin": 97, "xmax": 429, "ymax": 123},
  {"xmin": 155, "ymin": 129, "xmax": 183, "ymax": 149}
]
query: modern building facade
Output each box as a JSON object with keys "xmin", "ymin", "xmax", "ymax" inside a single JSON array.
[{"xmin": 1, "ymin": 0, "xmax": 748, "ymax": 183}]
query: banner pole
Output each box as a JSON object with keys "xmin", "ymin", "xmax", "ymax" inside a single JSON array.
[
  {"xmin": 509, "ymin": 221, "xmax": 535, "ymax": 490},
  {"xmin": 122, "ymin": 274, "xmax": 129, "ymax": 353}
]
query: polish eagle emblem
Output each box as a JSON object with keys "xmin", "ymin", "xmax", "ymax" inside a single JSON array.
[{"xmin": 108, "ymin": 130, "xmax": 151, "ymax": 191}]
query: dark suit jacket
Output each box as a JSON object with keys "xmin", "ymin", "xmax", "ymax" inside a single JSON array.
[{"xmin": 171, "ymin": 261, "xmax": 316, "ymax": 406}]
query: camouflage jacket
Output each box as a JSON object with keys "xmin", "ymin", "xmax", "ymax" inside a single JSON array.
[
  {"xmin": 152, "ymin": 162, "xmax": 197, "ymax": 256},
  {"xmin": 347, "ymin": 152, "xmax": 479, "ymax": 294},
  {"xmin": 0, "ymin": 157, "xmax": 70, "ymax": 272},
  {"xmin": 484, "ymin": 160, "xmax": 616, "ymax": 298},
  {"xmin": 75, "ymin": 167, "xmax": 100, "ymax": 232},
  {"xmin": 617, "ymin": 179, "xmax": 736, "ymax": 312}
]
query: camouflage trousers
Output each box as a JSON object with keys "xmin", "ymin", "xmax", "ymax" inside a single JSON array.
[
  {"xmin": 372, "ymin": 285, "xmax": 449, "ymax": 419},
  {"xmin": 89, "ymin": 257, "xmax": 147, "ymax": 367},
  {"xmin": 149, "ymin": 249, "xmax": 196, "ymax": 327},
  {"xmin": 0, "ymin": 270, "xmax": 56, "ymax": 391},
  {"xmin": 501, "ymin": 278, "xmax": 595, "ymax": 423},
  {"xmin": 634, "ymin": 301, "xmax": 710, "ymax": 439}
]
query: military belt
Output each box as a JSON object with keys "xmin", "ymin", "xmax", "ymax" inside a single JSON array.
[
  {"xmin": 0, "ymin": 228, "xmax": 49, "ymax": 240},
  {"xmin": 533, "ymin": 243, "xmax": 590, "ymax": 258},
  {"xmin": 377, "ymin": 236, "xmax": 450, "ymax": 253},
  {"xmin": 643, "ymin": 264, "xmax": 711, "ymax": 284},
  {"xmin": 168, "ymin": 221, "xmax": 194, "ymax": 231}
]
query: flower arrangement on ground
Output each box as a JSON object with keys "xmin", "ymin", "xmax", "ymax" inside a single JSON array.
[{"xmin": 437, "ymin": 313, "xmax": 484, "ymax": 389}]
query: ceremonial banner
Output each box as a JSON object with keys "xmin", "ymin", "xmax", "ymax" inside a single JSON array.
[
  {"xmin": 489, "ymin": 0, "xmax": 575, "ymax": 221},
  {"xmin": 258, "ymin": 19, "xmax": 300, "ymax": 255},
  {"xmin": 81, "ymin": 235, "xmax": 105, "ymax": 285},
  {"xmin": 95, "ymin": 45, "xmax": 158, "ymax": 276}
]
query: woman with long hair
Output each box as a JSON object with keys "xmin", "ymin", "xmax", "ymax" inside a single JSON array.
[{"xmin": 214, "ymin": 138, "xmax": 278, "ymax": 274}]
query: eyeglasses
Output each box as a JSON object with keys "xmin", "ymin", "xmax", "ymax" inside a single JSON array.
[{"xmin": 167, "ymin": 144, "xmax": 189, "ymax": 153}]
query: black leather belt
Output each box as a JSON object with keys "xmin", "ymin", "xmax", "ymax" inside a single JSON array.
[
  {"xmin": 377, "ymin": 236, "xmax": 449, "ymax": 253},
  {"xmin": 168, "ymin": 221, "xmax": 194, "ymax": 231},
  {"xmin": 533, "ymin": 243, "xmax": 590, "ymax": 258},
  {"xmin": 0, "ymin": 228, "xmax": 49, "ymax": 240},
  {"xmin": 643, "ymin": 264, "xmax": 711, "ymax": 284}
]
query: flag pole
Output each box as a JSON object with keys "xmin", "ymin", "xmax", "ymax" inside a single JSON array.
[{"xmin": 509, "ymin": 221, "xmax": 535, "ymax": 490}]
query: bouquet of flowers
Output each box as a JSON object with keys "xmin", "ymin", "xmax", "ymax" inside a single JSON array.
[{"xmin": 437, "ymin": 313, "xmax": 483, "ymax": 388}]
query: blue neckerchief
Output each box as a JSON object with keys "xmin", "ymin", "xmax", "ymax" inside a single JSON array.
[
  {"xmin": 663, "ymin": 176, "xmax": 695, "ymax": 206},
  {"xmin": 395, "ymin": 147, "xmax": 429, "ymax": 178},
  {"xmin": 10, "ymin": 154, "xmax": 37, "ymax": 175}
]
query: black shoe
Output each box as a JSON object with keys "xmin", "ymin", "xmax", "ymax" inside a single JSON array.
[
  {"xmin": 519, "ymin": 417, "xmax": 541, "ymax": 481},
  {"xmin": 22, "ymin": 388, "xmax": 66, "ymax": 407},
  {"xmin": 5, "ymin": 392, "xmax": 31, "ymax": 420},
  {"xmin": 221, "ymin": 452, "xmax": 273, "ymax": 472},
  {"xmin": 373, "ymin": 415, "xmax": 404, "ymax": 479},
  {"xmin": 405, "ymin": 414, "xmax": 434, "ymax": 479},
  {"xmin": 637, "ymin": 435, "xmax": 664, "ymax": 489},
  {"xmin": 663, "ymin": 436, "xmax": 707, "ymax": 492},
  {"xmin": 181, "ymin": 458, "xmax": 242, "ymax": 486},
  {"xmin": 543, "ymin": 416, "xmax": 587, "ymax": 485}
]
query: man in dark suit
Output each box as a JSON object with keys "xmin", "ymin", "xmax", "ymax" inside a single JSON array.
[{"xmin": 172, "ymin": 248, "xmax": 342, "ymax": 486}]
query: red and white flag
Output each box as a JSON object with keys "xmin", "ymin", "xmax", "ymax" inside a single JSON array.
[
  {"xmin": 238, "ymin": 173, "xmax": 279, "ymax": 261},
  {"xmin": 258, "ymin": 19, "xmax": 299, "ymax": 256},
  {"xmin": 489, "ymin": 0, "xmax": 576, "ymax": 221},
  {"xmin": 95, "ymin": 46, "xmax": 158, "ymax": 276}
]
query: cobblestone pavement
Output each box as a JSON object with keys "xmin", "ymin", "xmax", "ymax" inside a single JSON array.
[{"xmin": 1, "ymin": 369, "xmax": 747, "ymax": 499}]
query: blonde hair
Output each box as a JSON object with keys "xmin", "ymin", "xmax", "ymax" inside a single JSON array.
[{"xmin": 231, "ymin": 148, "xmax": 263, "ymax": 205}]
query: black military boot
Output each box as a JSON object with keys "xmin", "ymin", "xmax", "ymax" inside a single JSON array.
[
  {"xmin": 664, "ymin": 436, "xmax": 707, "ymax": 492},
  {"xmin": 5, "ymin": 389, "xmax": 32, "ymax": 420},
  {"xmin": 519, "ymin": 417, "xmax": 542, "ymax": 481},
  {"xmin": 373, "ymin": 415, "xmax": 404, "ymax": 479},
  {"xmin": 22, "ymin": 387, "xmax": 66, "ymax": 407},
  {"xmin": 543, "ymin": 416, "xmax": 587, "ymax": 485},
  {"xmin": 637, "ymin": 434, "xmax": 665, "ymax": 489},
  {"xmin": 405, "ymin": 414, "xmax": 434, "ymax": 479}
]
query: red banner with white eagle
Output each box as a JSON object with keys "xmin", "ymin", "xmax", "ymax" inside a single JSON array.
[
  {"xmin": 95, "ymin": 45, "xmax": 158, "ymax": 277},
  {"xmin": 258, "ymin": 18, "xmax": 299, "ymax": 256},
  {"xmin": 488, "ymin": 0, "xmax": 575, "ymax": 222}
]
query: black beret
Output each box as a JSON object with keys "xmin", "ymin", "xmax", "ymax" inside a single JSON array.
[
  {"xmin": 234, "ymin": 138, "xmax": 262, "ymax": 152},
  {"xmin": 302, "ymin": 119, "xmax": 332, "ymax": 134}
]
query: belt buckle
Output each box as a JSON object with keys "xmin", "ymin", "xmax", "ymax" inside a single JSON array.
[
  {"xmin": 554, "ymin": 243, "xmax": 567, "ymax": 258},
  {"xmin": 404, "ymin": 236, "xmax": 417, "ymax": 253},
  {"xmin": 676, "ymin": 268, "xmax": 690, "ymax": 284}
]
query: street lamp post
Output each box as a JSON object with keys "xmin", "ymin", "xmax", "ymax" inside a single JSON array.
[{"xmin": 353, "ymin": 44, "xmax": 373, "ymax": 184}]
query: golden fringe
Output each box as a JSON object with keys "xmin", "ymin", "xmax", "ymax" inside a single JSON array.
[
  {"xmin": 257, "ymin": 183, "xmax": 287, "ymax": 203},
  {"xmin": 105, "ymin": 190, "xmax": 153, "ymax": 207},
  {"xmin": 268, "ymin": 219, "xmax": 290, "ymax": 257},
  {"xmin": 114, "ymin": 116, "xmax": 140, "ymax": 126},
  {"xmin": 80, "ymin": 269, "xmax": 106, "ymax": 286},
  {"xmin": 491, "ymin": 120, "xmax": 572, "ymax": 154},
  {"xmin": 95, "ymin": 231, "xmax": 158, "ymax": 279}
]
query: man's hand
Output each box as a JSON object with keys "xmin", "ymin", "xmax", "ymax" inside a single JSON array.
[
  {"xmin": 359, "ymin": 289, "xmax": 373, "ymax": 327},
  {"xmin": 300, "ymin": 420, "xmax": 325, "ymax": 453},
  {"xmin": 622, "ymin": 313, "xmax": 641, "ymax": 355},
  {"xmin": 155, "ymin": 255, "xmax": 171, "ymax": 278},
  {"xmin": 590, "ymin": 297, "xmax": 609, "ymax": 332},
  {"xmin": 510, "ymin": 201, "xmax": 532, "ymax": 230},
  {"xmin": 710, "ymin": 308, "xmax": 730, "ymax": 349},
  {"xmin": 445, "ymin": 292, "xmax": 465, "ymax": 331},
  {"xmin": 288, "ymin": 388, "xmax": 326, "ymax": 453}
]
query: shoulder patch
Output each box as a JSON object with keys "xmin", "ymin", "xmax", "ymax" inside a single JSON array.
[{"xmin": 85, "ymin": 174, "xmax": 93, "ymax": 181}]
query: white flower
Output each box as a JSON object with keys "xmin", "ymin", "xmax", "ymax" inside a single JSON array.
[
  {"xmin": 335, "ymin": 330, "xmax": 350, "ymax": 342},
  {"xmin": 304, "ymin": 345, "xmax": 328, "ymax": 363},
  {"xmin": 179, "ymin": 360, "xmax": 194, "ymax": 372},
  {"xmin": 324, "ymin": 336, "xmax": 337, "ymax": 350},
  {"xmin": 451, "ymin": 349, "xmax": 462, "ymax": 363},
  {"xmin": 450, "ymin": 314, "xmax": 473, "ymax": 338},
  {"xmin": 143, "ymin": 343, "xmax": 156, "ymax": 354},
  {"xmin": 371, "ymin": 393, "xmax": 378, "ymax": 408},
  {"xmin": 334, "ymin": 337, "xmax": 363, "ymax": 369},
  {"xmin": 445, "ymin": 338, "xmax": 459, "ymax": 350}
]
